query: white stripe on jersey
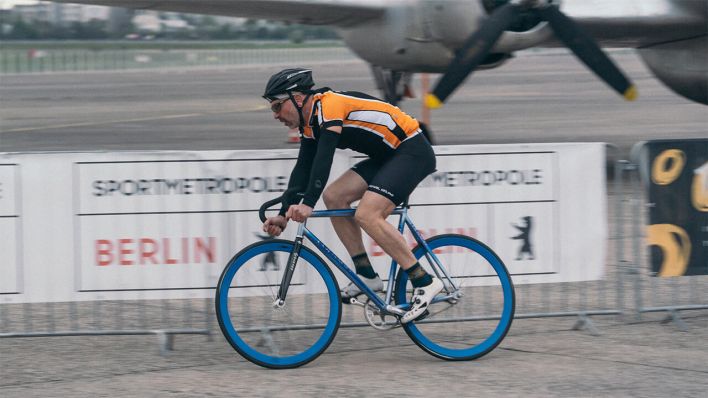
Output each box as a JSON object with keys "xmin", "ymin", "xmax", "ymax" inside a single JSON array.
[
  {"xmin": 346, "ymin": 110, "xmax": 397, "ymax": 130},
  {"xmin": 316, "ymin": 101, "xmax": 323, "ymax": 125}
]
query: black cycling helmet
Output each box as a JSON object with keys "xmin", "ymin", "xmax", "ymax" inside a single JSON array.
[{"xmin": 263, "ymin": 68, "xmax": 315, "ymax": 101}]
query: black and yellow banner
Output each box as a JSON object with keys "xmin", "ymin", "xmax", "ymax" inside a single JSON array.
[{"xmin": 644, "ymin": 139, "xmax": 707, "ymax": 276}]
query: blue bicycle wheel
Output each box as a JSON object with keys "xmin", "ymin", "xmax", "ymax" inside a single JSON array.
[
  {"xmin": 394, "ymin": 234, "xmax": 515, "ymax": 360},
  {"xmin": 216, "ymin": 240, "xmax": 341, "ymax": 369}
]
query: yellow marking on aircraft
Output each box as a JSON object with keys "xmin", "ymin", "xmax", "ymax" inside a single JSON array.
[
  {"xmin": 425, "ymin": 94, "xmax": 443, "ymax": 109},
  {"xmin": 624, "ymin": 85, "xmax": 638, "ymax": 101}
]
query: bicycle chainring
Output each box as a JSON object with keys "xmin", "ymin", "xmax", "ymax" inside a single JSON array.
[{"xmin": 363, "ymin": 298, "xmax": 398, "ymax": 331}]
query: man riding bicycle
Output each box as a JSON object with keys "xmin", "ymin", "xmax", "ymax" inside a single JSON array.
[{"xmin": 261, "ymin": 68, "xmax": 441, "ymax": 323}]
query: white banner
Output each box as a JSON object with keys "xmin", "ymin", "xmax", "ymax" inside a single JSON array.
[
  {"xmin": 409, "ymin": 149, "xmax": 559, "ymax": 280},
  {"xmin": 0, "ymin": 164, "xmax": 21, "ymax": 295},
  {"xmin": 75, "ymin": 153, "xmax": 297, "ymax": 215},
  {"xmin": 1, "ymin": 143, "xmax": 605, "ymax": 303},
  {"xmin": 360, "ymin": 144, "xmax": 605, "ymax": 284},
  {"xmin": 413, "ymin": 150, "xmax": 555, "ymax": 203}
]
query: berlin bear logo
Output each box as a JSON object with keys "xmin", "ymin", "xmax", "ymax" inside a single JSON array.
[{"xmin": 511, "ymin": 216, "xmax": 535, "ymax": 260}]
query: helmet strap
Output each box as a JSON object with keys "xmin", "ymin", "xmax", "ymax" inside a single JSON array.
[{"xmin": 287, "ymin": 91, "xmax": 312, "ymax": 135}]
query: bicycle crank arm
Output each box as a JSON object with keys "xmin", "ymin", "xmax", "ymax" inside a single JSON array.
[
  {"xmin": 384, "ymin": 305, "xmax": 406, "ymax": 317},
  {"xmin": 347, "ymin": 297, "xmax": 367, "ymax": 308}
]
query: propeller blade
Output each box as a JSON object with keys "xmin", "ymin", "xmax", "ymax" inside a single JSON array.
[
  {"xmin": 426, "ymin": 3, "xmax": 521, "ymax": 108},
  {"xmin": 536, "ymin": 5, "xmax": 637, "ymax": 101}
]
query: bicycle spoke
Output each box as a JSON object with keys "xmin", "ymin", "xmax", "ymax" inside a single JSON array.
[
  {"xmin": 395, "ymin": 234, "xmax": 514, "ymax": 360},
  {"xmin": 216, "ymin": 240, "xmax": 341, "ymax": 368}
]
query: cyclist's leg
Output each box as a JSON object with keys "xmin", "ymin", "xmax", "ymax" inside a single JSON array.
[
  {"xmin": 321, "ymin": 169, "xmax": 368, "ymax": 256},
  {"xmin": 355, "ymin": 192, "xmax": 416, "ymax": 268},
  {"xmin": 354, "ymin": 133, "xmax": 436, "ymax": 272},
  {"xmin": 323, "ymin": 163, "xmax": 384, "ymax": 299},
  {"xmin": 354, "ymin": 134, "xmax": 439, "ymax": 320},
  {"xmin": 356, "ymin": 191, "xmax": 443, "ymax": 322}
]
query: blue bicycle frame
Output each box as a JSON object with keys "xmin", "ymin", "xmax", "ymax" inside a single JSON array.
[{"xmin": 276, "ymin": 206, "xmax": 462, "ymax": 317}]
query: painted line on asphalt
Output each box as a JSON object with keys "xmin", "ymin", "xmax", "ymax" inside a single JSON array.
[{"xmin": 2, "ymin": 107, "xmax": 267, "ymax": 133}]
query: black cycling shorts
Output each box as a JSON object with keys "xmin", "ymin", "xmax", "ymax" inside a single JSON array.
[{"xmin": 351, "ymin": 133, "xmax": 436, "ymax": 205}]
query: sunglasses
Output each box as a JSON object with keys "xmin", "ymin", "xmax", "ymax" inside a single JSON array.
[{"xmin": 270, "ymin": 98, "xmax": 288, "ymax": 113}]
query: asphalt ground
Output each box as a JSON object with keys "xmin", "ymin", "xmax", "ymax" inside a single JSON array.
[
  {"xmin": 1, "ymin": 49, "xmax": 707, "ymax": 397},
  {"xmin": 2, "ymin": 311, "xmax": 707, "ymax": 397},
  {"xmin": 1, "ymin": 49, "xmax": 706, "ymax": 157}
]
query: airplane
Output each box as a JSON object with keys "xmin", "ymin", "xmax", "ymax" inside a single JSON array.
[{"xmin": 50, "ymin": 0, "xmax": 707, "ymax": 106}]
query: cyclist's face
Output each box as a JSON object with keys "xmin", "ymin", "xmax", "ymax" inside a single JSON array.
[
  {"xmin": 270, "ymin": 98, "xmax": 287, "ymax": 114},
  {"xmin": 271, "ymin": 97, "xmax": 300, "ymax": 129}
]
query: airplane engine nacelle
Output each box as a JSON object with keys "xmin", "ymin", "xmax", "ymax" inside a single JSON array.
[
  {"xmin": 336, "ymin": 0, "xmax": 476, "ymax": 72},
  {"xmin": 638, "ymin": 36, "xmax": 708, "ymax": 105},
  {"xmin": 338, "ymin": 0, "xmax": 554, "ymax": 73}
]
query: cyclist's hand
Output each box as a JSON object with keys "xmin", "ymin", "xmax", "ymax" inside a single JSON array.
[
  {"xmin": 263, "ymin": 215, "xmax": 287, "ymax": 236},
  {"xmin": 286, "ymin": 204, "xmax": 313, "ymax": 223}
]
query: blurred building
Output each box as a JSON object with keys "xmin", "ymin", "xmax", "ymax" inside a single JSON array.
[
  {"xmin": 5, "ymin": 2, "xmax": 278, "ymax": 37},
  {"xmin": 132, "ymin": 11, "xmax": 193, "ymax": 34},
  {"xmin": 11, "ymin": 2, "xmax": 109, "ymax": 25}
]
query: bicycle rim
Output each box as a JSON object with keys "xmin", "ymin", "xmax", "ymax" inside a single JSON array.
[
  {"xmin": 216, "ymin": 240, "xmax": 341, "ymax": 369},
  {"xmin": 395, "ymin": 234, "xmax": 515, "ymax": 360}
]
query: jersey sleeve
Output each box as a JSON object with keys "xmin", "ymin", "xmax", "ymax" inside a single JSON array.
[
  {"xmin": 316, "ymin": 94, "xmax": 345, "ymax": 131},
  {"xmin": 278, "ymin": 139, "xmax": 317, "ymax": 216},
  {"xmin": 301, "ymin": 129, "xmax": 341, "ymax": 207}
]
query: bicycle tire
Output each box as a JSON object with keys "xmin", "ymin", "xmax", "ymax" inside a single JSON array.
[
  {"xmin": 394, "ymin": 234, "xmax": 515, "ymax": 360},
  {"xmin": 216, "ymin": 239, "xmax": 342, "ymax": 369}
]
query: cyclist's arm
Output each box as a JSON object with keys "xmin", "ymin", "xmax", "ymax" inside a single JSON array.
[
  {"xmin": 278, "ymin": 138, "xmax": 317, "ymax": 216},
  {"xmin": 301, "ymin": 128, "xmax": 341, "ymax": 207}
]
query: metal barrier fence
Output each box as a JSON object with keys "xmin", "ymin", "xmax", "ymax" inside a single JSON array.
[
  {"xmin": 0, "ymin": 46, "xmax": 357, "ymax": 74},
  {"xmin": 1, "ymin": 149, "xmax": 705, "ymax": 352},
  {"xmin": 0, "ymin": 299, "xmax": 212, "ymax": 354}
]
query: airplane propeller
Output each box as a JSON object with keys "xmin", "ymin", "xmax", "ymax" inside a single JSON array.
[{"xmin": 425, "ymin": 0, "xmax": 637, "ymax": 108}]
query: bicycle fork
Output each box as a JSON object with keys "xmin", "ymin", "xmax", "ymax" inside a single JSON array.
[{"xmin": 272, "ymin": 225, "xmax": 306, "ymax": 309}]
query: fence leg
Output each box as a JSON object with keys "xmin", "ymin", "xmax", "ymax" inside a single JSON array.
[
  {"xmin": 572, "ymin": 313, "xmax": 601, "ymax": 336},
  {"xmin": 157, "ymin": 331, "xmax": 175, "ymax": 356},
  {"xmin": 257, "ymin": 328, "xmax": 279, "ymax": 356},
  {"xmin": 204, "ymin": 297, "xmax": 214, "ymax": 342},
  {"xmin": 660, "ymin": 310, "xmax": 689, "ymax": 332}
]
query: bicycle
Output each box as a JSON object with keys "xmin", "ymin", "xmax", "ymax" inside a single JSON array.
[{"xmin": 216, "ymin": 194, "xmax": 515, "ymax": 369}]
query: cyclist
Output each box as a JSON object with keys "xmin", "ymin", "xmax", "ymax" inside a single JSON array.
[{"xmin": 261, "ymin": 68, "xmax": 441, "ymax": 323}]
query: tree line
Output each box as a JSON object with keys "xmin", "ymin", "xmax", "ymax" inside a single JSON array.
[{"xmin": 0, "ymin": 14, "xmax": 340, "ymax": 41}]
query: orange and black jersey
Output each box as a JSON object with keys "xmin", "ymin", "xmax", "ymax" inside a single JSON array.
[
  {"xmin": 279, "ymin": 90, "xmax": 423, "ymax": 212},
  {"xmin": 303, "ymin": 90, "xmax": 422, "ymax": 157}
]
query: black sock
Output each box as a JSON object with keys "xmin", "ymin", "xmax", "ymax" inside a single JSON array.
[
  {"xmin": 352, "ymin": 253, "xmax": 377, "ymax": 279},
  {"xmin": 407, "ymin": 263, "xmax": 432, "ymax": 288}
]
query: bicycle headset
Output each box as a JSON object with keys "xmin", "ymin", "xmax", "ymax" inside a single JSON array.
[{"xmin": 263, "ymin": 68, "xmax": 315, "ymax": 135}]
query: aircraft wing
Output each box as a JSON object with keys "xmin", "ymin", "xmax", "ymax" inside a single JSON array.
[
  {"xmin": 54, "ymin": 0, "xmax": 387, "ymax": 26},
  {"xmin": 562, "ymin": 0, "xmax": 707, "ymax": 47}
]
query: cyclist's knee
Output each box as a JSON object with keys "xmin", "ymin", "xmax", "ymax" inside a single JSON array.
[
  {"xmin": 353, "ymin": 207, "xmax": 371, "ymax": 227},
  {"xmin": 323, "ymin": 188, "xmax": 346, "ymax": 209},
  {"xmin": 324, "ymin": 185, "xmax": 363, "ymax": 210},
  {"xmin": 354, "ymin": 206, "xmax": 383, "ymax": 229}
]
